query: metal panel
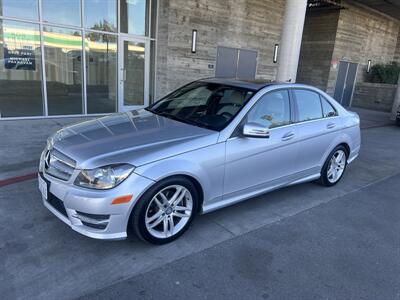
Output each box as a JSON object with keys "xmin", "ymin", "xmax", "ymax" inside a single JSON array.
[
  {"xmin": 237, "ymin": 49, "xmax": 257, "ymax": 80},
  {"xmin": 341, "ymin": 63, "xmax": 358, "ymax": 107},
  {"xmin": 215, "ymin": 46, "xmax": 238, "ymax": 78},
  {"xmin": 333, "ymin": 61, "xmax": 348, "ymax": 102}
]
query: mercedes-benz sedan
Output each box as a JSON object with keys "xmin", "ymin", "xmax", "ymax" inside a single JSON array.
[{"xmin": 39, "ymin": 78, "xmax": 361, "ymax": 244}]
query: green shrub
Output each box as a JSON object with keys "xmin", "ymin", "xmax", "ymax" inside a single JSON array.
[{"xmin": 366, "ymin": 62, "xmax": 400, "ymax": 84}]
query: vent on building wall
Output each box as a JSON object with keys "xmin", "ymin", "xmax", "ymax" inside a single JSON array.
[{"xmin": 307, "ymin": 0, "xmax": 345, "ymax": 10}]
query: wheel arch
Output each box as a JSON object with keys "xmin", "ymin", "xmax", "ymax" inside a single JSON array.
[{"xmin": 337, "ymin": 142, "xmax": 350, "ymax": 157}]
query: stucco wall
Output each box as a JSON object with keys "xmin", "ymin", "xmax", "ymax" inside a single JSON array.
[
  {"xmin": 326, "ymin": 1, "xmax": 400, "ymax": 95},
  {"xmin": 352, "ymin": 82, "xmax": 397, "ymax": 112},
  {"xmin": 155, "ymin": 0, "xmax": 285, "ymax": 98}
]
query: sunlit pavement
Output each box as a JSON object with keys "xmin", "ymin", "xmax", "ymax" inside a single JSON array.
[{"xmin": 0, "ymin": 111, "xmax": 399, "ymax": 299}]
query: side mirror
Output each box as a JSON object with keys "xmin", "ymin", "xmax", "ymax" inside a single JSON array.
[{"xmin": 242, "ymin": 122, "xmax": 270, "ymax": 138}]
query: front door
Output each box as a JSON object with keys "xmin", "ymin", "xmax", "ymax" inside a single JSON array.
[
  {"xmin": 118, "ymin": 36, "xmax": 150, "ymax": 112},
  {"xmin": 223, "ymin": 89, "xmax": 299, "ymax": 201},
  {"xmin": 333, "ymin": 61, "xmax": 358, "ymax": 107}
]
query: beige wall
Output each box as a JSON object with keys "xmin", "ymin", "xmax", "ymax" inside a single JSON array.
[{"xmin": 155, "ymin": 0, "xmax": 286, "ymax": 98}]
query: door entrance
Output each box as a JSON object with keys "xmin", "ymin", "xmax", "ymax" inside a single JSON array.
[
  {"xmin": 333, "ymin": 61, "xmax": 358, "ymax": 107},
  {"xmin": 118, "ymin": 36, "xmax": 150, "ymax": 112}
]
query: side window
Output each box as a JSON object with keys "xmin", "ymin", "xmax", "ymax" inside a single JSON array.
[
  {"xmin": 247, "ymin": 90, "xmax": 290, "ymax": 129},
  {"xmin": 293, "ymin": 90, "xmax": 323, "ymax": 122},
  {"xmin": 320, "ymin": 96, "xmax": 337, "ymax": 118}
]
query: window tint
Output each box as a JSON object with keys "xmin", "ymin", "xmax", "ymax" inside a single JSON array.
[
  {"xmin": 247, "ymin": 90, "xmax": 290, "ymax": 129},
  {"xmin": 321, "ymin": 96, "xmax": 337, "ymax": 117},
  {"xmin": 294, "ymin": 90, "xmax": 323, "ymax": 122}
]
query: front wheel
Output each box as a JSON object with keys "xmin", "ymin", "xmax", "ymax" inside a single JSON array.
[
  {"xmin": 130, "ymin": 177, "xmax": 199, "ymax": 244},
  {"xmin": 319, "ymin": 146, "xmax": 348, "ymax": 187}
]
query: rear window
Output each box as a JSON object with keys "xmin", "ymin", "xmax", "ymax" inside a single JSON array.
[{"xmin": 321, "ymin": 96, "xmax": 337, "ymax": 118}]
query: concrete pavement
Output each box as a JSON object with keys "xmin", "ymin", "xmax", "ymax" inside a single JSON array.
[
  {"xmin": 1, "ymin": 123, "xmax": 400, "ymax": 299},
  {"xmin": 82, "ymin": 172, "xmax": 400, "ymax": 300},
  {"xmin": 0, "ymin": 116, "xmax": 94, "ymax": 180}
]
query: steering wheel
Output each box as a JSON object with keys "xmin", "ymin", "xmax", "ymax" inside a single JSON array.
[{"xmin": 220, "ymin": 111, "xmax": 234, "ymax": 119}]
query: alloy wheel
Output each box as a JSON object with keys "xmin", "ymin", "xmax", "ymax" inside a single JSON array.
[
  {"xmin": 327, "ymin": 149, "xmax": 346, "ymax": 183},
  {"xmin": 145, "ymin": 185, "xmax": 193, "ymax": 239}
]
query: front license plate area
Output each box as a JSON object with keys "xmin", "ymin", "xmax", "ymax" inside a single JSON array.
[{"xmin": 38, "ymin": 173, "xmax": 49, "ymax": 200}]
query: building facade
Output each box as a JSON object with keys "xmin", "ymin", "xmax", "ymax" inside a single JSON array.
[{"xmin": 0, "ymin": 0, "xmax": 399, "ymax": 119}]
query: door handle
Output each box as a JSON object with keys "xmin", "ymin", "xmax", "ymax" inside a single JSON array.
[
  {"xmin": 327, "ymin": 122, "xmax": 336, "ymax": 129},
  {"xmin": 282, "ymin": 131, "xmax": 295, "ymax": 141}
]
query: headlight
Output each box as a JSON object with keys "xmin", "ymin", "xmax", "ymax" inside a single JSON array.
[{"xmin": 74, "ymin": 164, "xmax": 135, "ymax": 189}]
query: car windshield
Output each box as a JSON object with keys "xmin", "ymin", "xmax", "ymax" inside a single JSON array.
[{"xmin": 146, "ymin": 82, "xmax": 254, "ymax": 131}]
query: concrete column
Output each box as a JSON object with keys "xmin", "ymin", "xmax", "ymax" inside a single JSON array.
[
  {"xmin": 390, "ymin": 75, "xmax": 400, "ymax": 121},
  {"xmin": 276, "ymin": 0, "xmax": 308, "ymax": 83}
]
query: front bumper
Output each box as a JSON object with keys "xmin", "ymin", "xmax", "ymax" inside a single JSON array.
[{"xmin": 39, "ymin": 168, "xmax": 155, "ymax": 240}]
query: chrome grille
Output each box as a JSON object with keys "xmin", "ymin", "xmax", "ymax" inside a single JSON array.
[{"xmin": 44, "ymin": 148, "xmax": 76, "ymax": 181}]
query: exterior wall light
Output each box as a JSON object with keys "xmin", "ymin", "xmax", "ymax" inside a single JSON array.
[
  {"xmin": 273, "ymin": 44, "xmax": 279, "ymax": 63},
  {"xmin": 191, "ymin": 30, "xmax": 197, "ymax": 53},
  {"xmin": 366, "ymin": 59, "xmax": 371, "ymax": 73}
]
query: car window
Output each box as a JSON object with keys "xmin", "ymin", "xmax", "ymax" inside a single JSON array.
[
  {"xmin": 149, "ymin": 82, "xmax": 254, "ymax": 131},
  {"xmin": 163, "ymin": 85, "xmax": 213, "ymax": 109},
  {"xmin": 294, "ymin": 89, "xmax": 323, "ymax": 122},
  {"xmin": 320, "ymin": 96, "xmax": 337, "ymax": 118},
  {"xmin": 247, "ymin": 90, "xmax": 291, "ymax": 129}
]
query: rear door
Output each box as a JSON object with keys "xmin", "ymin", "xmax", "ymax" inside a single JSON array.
[{"xmin": 292, "ymin": 89, "xmax": 340, "ymax": 176}]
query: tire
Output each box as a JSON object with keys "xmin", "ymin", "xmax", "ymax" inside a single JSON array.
[
  {"xmin": 319, "ymin": 145, "xmax": 348, "ymax": 187},
  {"xmin": 130, "ymin": 176, "xmax": 199, "ymax": 245}
]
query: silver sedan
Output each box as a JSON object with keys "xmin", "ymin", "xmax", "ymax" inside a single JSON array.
[{"xmin": 38, "ymin": 78, "xmax": 361, "ymax": 244}]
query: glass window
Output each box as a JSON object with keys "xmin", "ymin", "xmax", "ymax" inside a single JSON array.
[
  {"xmin": 149, "ymin": 82, "xmax": 254, "ymax": 131},
  {"xmin": 294, "ymin": 89, "xmax": 323, "ymax": 122},
  {"xmin": 0, "ymin": 0, "xmax": 38, "ymax": 20},
  {"xmin": 84, "ymin": 0, "xmax": 117, "ymax": 32},
  {"xmin": 120, "ymin": 0, "xmax": 148, "ymax": 36},
  {"xmin": 0, "ymin": 20, "xmax": 44, "ymax": 117},
  {"xmin": 247, "ymin": 90, "xmax": 291, "ymax": 129},
  {"xmin": 85, "ymin": 33, "xmax": 117, "ymax": 113},
  {"xmin": 42, "ymin": 0, "xmax": 81, "ymax": 26},
  {"xmin": 321, "ymin": 96, "xmax": 337, "ymax": 118},
  {"xmin": 123, "ymin": 40, "xmax": 145, "ymax": 106},
  {"xmin": 43, "ymin": 26, "xmax": 83, "ymax": 115}
]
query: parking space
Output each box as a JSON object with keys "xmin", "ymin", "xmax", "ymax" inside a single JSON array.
[{"xmin": 0, "ymin": 111, "xmax": 399, "ymax": 299}]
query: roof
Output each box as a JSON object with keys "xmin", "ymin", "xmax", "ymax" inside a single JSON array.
[{"xmin": 198, "ymin": 77, "xmax": 281, "ymax": 91}]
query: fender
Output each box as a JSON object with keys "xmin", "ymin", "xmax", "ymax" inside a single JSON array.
[{"xmin": 134, "ymin": 142, "xmax": 226, "ymax": 206}]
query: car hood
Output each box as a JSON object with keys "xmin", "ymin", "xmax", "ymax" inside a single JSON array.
[{"xmin": 50, "ymin": 109, "xmax": 219, "ymax": 169}]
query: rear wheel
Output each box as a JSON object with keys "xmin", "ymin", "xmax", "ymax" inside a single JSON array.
[
  {"xmin": 131, "ymin": 177, "xmax": 198, "ymax": 244},
  {"xmin": 319, "ymin": 145, "xmax": 348, "ymax": 187}
]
